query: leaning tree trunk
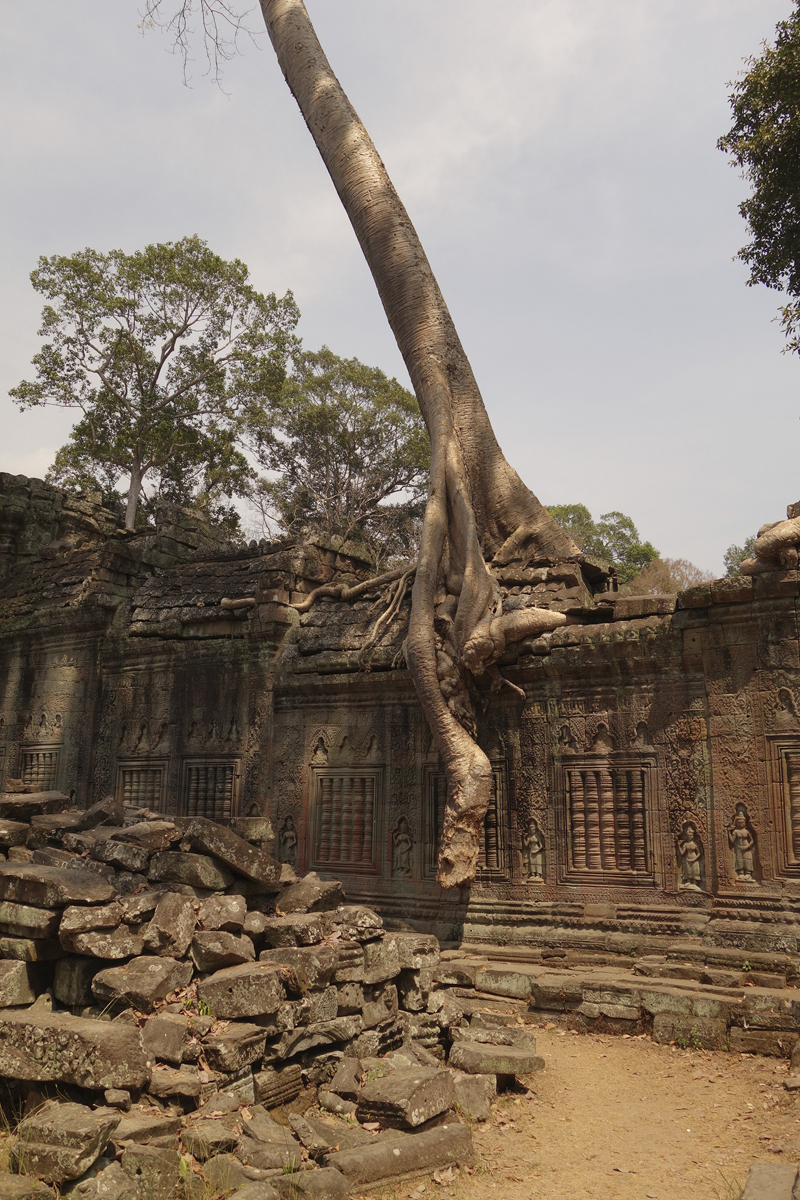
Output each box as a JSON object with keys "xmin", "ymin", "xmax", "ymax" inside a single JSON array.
[{"xmin": 260, "ymin": 0, "xmax": 580, "ymax": 888}]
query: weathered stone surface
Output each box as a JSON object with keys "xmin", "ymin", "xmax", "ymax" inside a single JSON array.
[
  {"xmin": 653, "ymin": 1013, "xmax": 729, "ymax": 1051},
  {"xmin": 197, "ymin": 963, "xmax": 286, "ymax": 1019},
  {"xmin": 396, "ymin": 969, "xmax": 431, "ymax": 1013},
  {"xmin": 337, "ymin": 982, "xmax": 364, "ymax": 1015},
  {"xmin": 59, "ymin": 903, "xmax": 124, "ymax": 936},
  {"xmin": 323, "ymin": 905, "xmax": 383, "ymax": 943},
  {"xmin": 0, "ymin": 793, "xmax": 70, "ymax": 822},
  {"xmin": 147, "ymin": 1063, "xmax": 201, "ymax": 1098},
  {"xmin": 271, "ymin": 1015, "xmax": 363, "ymax": 1060},
  {"xmin": 191, "ymin": 930, "xmax": 255, "ymax": 972},
  {"xmin": 277, "ymin": 873, "xmax": 345, "ymax": 915},
  {"xmin": 0, "ymin": 936, "xmax": 63, "ymax": 961},
  {"xmin": 148, "ymin": 852, "xmax": 233, "ymax": 890},
  {"xmin": 65, "ymin": 1159, "xmax": 135, "ymax": 1200},
  {"xmin": 103, "ymin": 1090, "xmax": 131, "ymax": 1111},
  {"xmin": 289, "ymin": 1111, "xmax": 373, "ymax": 1158},
  {"xmin": 203, "ymin": 1023, "xmax": 267, "ymax": 1072},
  {"xmin": 448, "ymin": 1069, "xmax": 495, "ymax": 1121},
  {"xmin": 448, "ymin": 1040, "xmax": 544, "ymax": 1076},
  {"xmin": 309, "ymin": 985, "xmax": 339, "ymax": 1023},
  {"xmin": 90, "ymin": 842, "xmax": 149, "ymax": 874},
  {"xmin": 253, "ymin": 1063, "xmax": 303, "ymax": 1109},
  {"xmin": 474, "ymin": 966, "xmax": 539, "ymax": 1000},
  {"xmin": 198, "ymin": 894, "xmax": 247, "ymax": 932},
  {"xmin": 0, "ymin": 821, "xmax": 31, "ymax": 849},
  {"xmin": 0, "ymin": 866, "xmax": 114, "ymax": 907},
  {"xmin": 92, "ymin": 956, "xmax": 193, "ymax": 1013},
  {"xmin": 201, "ymin": 1154, "xmax": 271, "ymax": 1194},
  {"xmin": 226, "ymin": 1183, "xmax": 280, "ymax": 1200},
  {"xmin": 361, "ymin": 938, "xmax": 400, "ymax": 986},
  {"xmin": 12, "ymin": 1101, "xmax": 120, "ymax": 1185},
  {"xmin": 54, "ymin": 958, "xmax": 100, "ymax": 1006},
  {"xmin": 61, "ymin": 929, "xmax": 146, "ymax": 960},
  {"xmin": 261, "ymin": 914, "xmax": 325, "ymax": 948},
  {"xmin": 120, "ymin": 1145, "xmax": 180, "ymax": 1200},
  {"xmin": 0, "ymin": 1009, "xmax": 149, "ymax": 1088},
  {"xmin": 77, "ymin": 795, "xmax": 125, "ymax": 830},
  {"xmin": 0, "ymin": 960, "xmax": 37, "ymax": 1006},
  {"xmin": 182, "ymin": 1119, "xmax": 240, "ymax": 1162},
  {"xmin": 119, "ymin": 892, "xmax": 162, "ymax": 924},
  {"xmin": 236, "ymin": 1117, "xmax": 301, "ymax": 1172},
  {"xmin": 392, "ymin": 933, "xmax": 439, "ymax": 970},
  {"xmin": 729, "ymin": 1027, "xmax": 796, "ymax": 1057},
  {"xmin": 740, "ymin": 1161, "xmax": 798, "ymax": 1199},
  {"xmin": 112, "ymin": 822, "xmax": 181, "ymax": 854},
  {"xmin": 258, "ymin": 945, "xmax": 337, "ymax": 990},
  {"xmin": 357, "ymin": 1065, "xmax": 454, "ymax": 1128},
  {"xmin": 318, "ymin": 1090, "xmax": 357, "ymax": 1117},
  {"xmin": 142, "ymin": 892, "xmax": 195, "ymax": 958},
  {"xmin": 113, "ymin": 1113, "xmax": 182, "ymax": 1145},
  {"xmin": 272, "ymin": 1169, "xmax": 349, "ymax": 1200},
  {"xmin": 141, "ymin": 1013, "xmax": 186, "ymax": 1066},
  {"xmin": 328, "ymin": 1057, "xmax": 361, "ymax": 1102},
  {"xmin": 177, "ymin": 818, "xmax": 282, "ymax": 888},
  {"xmin": 363, "ymin": 983, "xmax": 398, "ymax": 1029},
  {"xmin": 0, "ymin": 1176, "xmax": 55, "ymax": 1200},
  {"xmin": 324, "ymin": 1123, "xmax": 473, "ymax": 1184}
]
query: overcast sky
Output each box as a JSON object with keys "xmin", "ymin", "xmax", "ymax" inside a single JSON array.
[{"xmin": 1, "ymin": 1, "xmax": 796, "ymax": 573}]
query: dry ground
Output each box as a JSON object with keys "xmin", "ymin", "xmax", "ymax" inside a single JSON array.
[{"xmin": 359, "ymin": 1026, "xmax": 800, "ymax": 1200}]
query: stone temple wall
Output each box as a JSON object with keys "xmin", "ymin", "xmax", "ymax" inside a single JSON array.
[{"xmin": 3, "ymin": 473, "xmax": 800, "ymax": 949}]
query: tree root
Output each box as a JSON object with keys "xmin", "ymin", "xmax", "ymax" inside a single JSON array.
[{"xmin": 290, "ymin": 566, "xmax": 410, "ymax": 613}]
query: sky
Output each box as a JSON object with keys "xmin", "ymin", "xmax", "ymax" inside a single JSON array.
[{"xmin": 0, "ymin": 0, "xmax": 796, "ymax": 574}]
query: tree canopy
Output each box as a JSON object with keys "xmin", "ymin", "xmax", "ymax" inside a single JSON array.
[
  {"xmin": 547, "ymin": 503, "xmax": 659, "ymax": 583},
  {"xmin": 10, "ymin": 236, "xmax": 299, "ymax": 528},
  {"xmin": 250, "ymin": 347, "xmax": 429, "ymax": 569},
  {"xmin": 724, "ymin": 535, "xmax": 757, "ymax": 576},
  {"xmin": 718, "ymin": 2, "xmax": 800, "ymax": 351}
]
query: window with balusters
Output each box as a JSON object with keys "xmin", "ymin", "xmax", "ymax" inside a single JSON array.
[
  {"xmin": 310, "ymin": 769, "xmax": 382, "ymax": 874},
  {"xmin": 424, "ymin": 764, "xmax": 510, "ymax": 881},
  {"xmin": 561, "ymin": 757, "xmax": 655, "ymax": 883},
  {"xmin": 181, "ymin": 759, "xmax": 239, "ymax": 821},
  {"xmin": 115, "ymin": 760, "xmax": 168, "ymax": 811},
  {"xmin": 20, "ymin": 747, "xmax": 60, "ymax": 792}
]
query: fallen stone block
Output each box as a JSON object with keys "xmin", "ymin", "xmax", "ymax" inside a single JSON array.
[
  {"xmin": 362, "ymin": 938, "xmax": 401, "ymax": 986},
  {"xmin": 230, "ymin": 1185, "xmax": 281, "ymax": 1200},
  {"xmin": 147, "ymin": 1063, "xmax": 201, "ymax": 1099},
  {"xmin": 32, "ymin": 850, "xmax": 114, "ymax": 884},
  {"xmin": 448, "ymin": 1040, "xmax": 544, "ymax": 1076},
  {"xmin": 197, "ymin": 963, "xmax": 286, "ymax": 1019},
  {"xmin": 90, "ymin": 842, "xmax": 149, "ymax": 874},
  {"xmin": 12, "ymin": 1101, "xmax": 121, "ymax": 1184},
  {"xmin": 198, "ymin": 894, "xmax": 247, "ymax": 932},
  {"xmin": 357, "ymin": 1065, "xmax": 454, "ymax": 1129},
  {"xmin": 0, "ymin": 792, "xmax": 71, "ymax": 822},
  {"xmin": 104, "ymin": 1091, "xmax": 131, "ymax": 1111},
  {"xmin": 176, "ymin": 818, "xmax": 282, "ymax": 888},
  {"xmin": 111, "ymin": 822, "xmax": 181, "ymax": 854},
  {"xmin": 142, "ymin": 892, "xmax": 196, "ymax": 958},
  {"xmin": 202, "ymin": 1023, "xmax": 268, "ymax": 1072},
  {"xmin": 253, "ymin": 1063, "xmax": 303, "ymax": 1109},
  {"xmin": 201, "ymin": 1154, "xmax": 272, "ymax": 1194},
  {"xmin": 258, "ymin": 945, "xmax": 337, "ymax": 990},
  {"xmin": 467, "ymin": 1017, "xmax": 538, "ymax": 1050},
  {"xmin": 59, "ymin": 903, "xmax": 124, "ymax": 935},
  {"xmin": 120, "ymin": 1145, "xmax": 180, "ymax": 1200},
  {"xmin": 141, "ymin": 1013, "xmax": 187, "ymax": 1066},
  {"xmin": 0, "ymin": 865, "xmax": 115, "ymax": 907},
  {"xmin": 328, "ymin": 1057, "xmax": 361, "ymax": 1102},
  {"xmin": 318, "ymin": 1090, "xmax": 357, "ymax": 1117},
  {"xmin": 0, "ymin": 821, "xmax": 30, "ymax": 850},
  {"xmin": 54, "ymin": 958, "xmax": 100, "ymax": 1007},
  {"xmin": 323, "ymin": 905, "xmax": 383, "ymax": 943},
  {"xmin": 270, "ymin": 1016, "xmax": 363, "ymax": 1061},
  {"xmin": 0, "ymin": 1174, "xmax": 55, "ymax": 1200},
  {"xmin": 277, "ymin": 872, "xmax": 345, "ymax": 915},
  {"xmin": 337, "ymin": 982, "xmax": 364, "ymax": 1015},
  {"xmin": 60, "ymin": 928, "xmax": 146, "ymax": 960},
  {"xmin": 333, "ymin": 941, "xmax": 365, "ymax": 983},
  {"xmin": 0, "ymin": 936, "xmax": 63, "ymax": 961},
  {"xmin": 148, "ymin": 852, "xmax": 233, "ymax": 890},
  {"xmin": 92, "ymin": 956, "xmax": 193, "ymax": 1013},
  {"xmin": 653, "ymin": 1013, "xmax": 729, "ymax": 1051},
  {"xmin": 182, "ymin": 1119, "xmax": 241, "ymax": 1162},
  {"xmin": 191, "ymin": 930, "xmax": 255, "ymax": 972},
  {"xmin": 310, "ymin": 985, "xmax": 339, "ymax": 1023},
  {"xmin": 0, "ymin": 960, "xmax": 37, "ymax": 1007},
  {"xmin": 740, "ymin": 1161, "xmax": 799, "ymax": 1199},
  {"xmin": 363, "ymin": 983, "xmax": 398, "ymax": 1029},
  {"xmin": 113, "ymin": 1112, "xmax": 182, "ymax": 1145},
  {"xmin": 0, "ymin": 1008, "xmax": 148, "ymax": 1089},
  {"xmin": 397, "ymin": 969, "xmax": 431, "ymax": 1012},
  {"xmin": 236, "ymin": 1128, "xmax": 301, "ymax": 1173},
  {"xmin": 324, "ymin": 1122, "xmax": 473, "ymax": 1185},
  {"xmin": 351, "ymin": 1019, "xmax": 405, "ymax": 1059},
  {"xmin": 65, "ymin": 1158, "xmax": 136, "ymax": 1200},
  {"xmin": 729, "ymin": 1027, "xmax": 797, "ymax": 1057},
  {"xmin": 474, "ymin": 967, "xmax": 538, "ymax": 1000},
  {"xmin": 261, "ymin": 914, "xmax": 325, "ymax": 947},
  {"xmin": 272, "ymin": 1168, "xmax": 349, "ymax": 1200},
  {"xmin": 448, "ymin": 1069, "xmax": 495, "ymax": 1121},
  {"xmin": 77, "ymin": 795, "xmax": 125, "ymax": 831}
]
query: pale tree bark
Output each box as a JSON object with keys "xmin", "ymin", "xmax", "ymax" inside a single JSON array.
[
  {"xmin": 125, "ymin": 456, "xmax": 144, "ymax": 530},
  {"xmin": 259, "ymin": 0, "xmax": 581, "ymax": 888}
]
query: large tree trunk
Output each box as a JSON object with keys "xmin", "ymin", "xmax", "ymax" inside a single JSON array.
[
  {"xmin": 125, "ymin": 457, "xmax": 143, "ymax": 530},
  {"xmin": 260, "ymin": 0, "xmax": 580, "ymax": 888}
]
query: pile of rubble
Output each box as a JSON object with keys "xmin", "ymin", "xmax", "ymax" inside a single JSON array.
[{"xmin": 0, "ymin": 787, "xmax": 544, "ymax": 1200}]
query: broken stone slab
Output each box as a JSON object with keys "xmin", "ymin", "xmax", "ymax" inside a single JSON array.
[
  {"xmin": 77, "ymin": 795, "xmax": 125, "ymax": 831},
  {"xmin": 0, "ymin": 936, "xmax": 63, "ymax": 961},
  {"xmin": 191, "ymin": 931, "xmax": 255, "ymax": 972},
  {"xmin": 270, "ymin": 1016, "xmax": 364, "ymax": 1061},
  {"xmin": 328, "ymin": 1057, "xmax": 361, "ymax": 1102},
  {"xmin": 253, "ymin": 1063, "xmax": 303, "ymax": 1109},
  {"xmin": 272, "ymin": 1169, "xmax": 349, "ymax": 1200},
  {"xmin": 260, "ymin": 914, "xmax": 325, "ymax": 948},
  {"xmin": 119, "ymin": 892, "xmax": 163, "ymax": 924},
  {"xmin": 32, "ymin": 850, "xmax": 115, "ymax": 885},
  {"xmin": 182, "ymin": 1118, "xmax": 241, "ymax": 1162},
  {"xmin": 0, "ymin": 821, "xmax": 31, "ymax": 850},
  {"xmin": 0, "ymin": 1176, "xmax": 55, "ymax": 1200},
  {"xmin": 361, "ymin": 938, "xmax": 400, "ymax": 986},
  {"xmin": 336, "ymin": 982, "xmax": 364, "ymax": 1015},
  {"xmin": 740, "ymin": 1161, "xmax": 799, "ymax": 1200},
  {"xmin": 230, "ymin": 1186, "xmax": 281, "ymax": 1200},
  {"xmin": 363, "ymin": 983, "xmax": 398, "ymax": 1029},
  {"xmin": 350, "ymin": 1019, "xmax": 405, "ymax": 1060},
  {"xmin": 474, "ymin": 966, "xmax": 540, "ymax": 1000},
  {"xmin": 0, "ymin": 960, "xmax": 37, "ymax": 1006},
  {"xmin": 236, "ymin": 1129, "xmax": 302, "ymax": 1173},
  {"xmin": 323, "ymin": 1122, "xmax": 473, "ymax": 1185},
  {"xmin": 176, "ymin": 817, "xmax": 282, "ymax": 888},
  {"xmin": 141, "ymin": 1013, "xmax": 187, "ymax": 1066},
  {"xmin": 289, "ymin": 1111, "xmax": 373, "ymax": 1158},
  {"xmin": 0, "ymin": 792, "xmax": 71, "ymax": 822},
  {"xmin": 309, "ymin": 985, "xmax": 339, "ymax": 1023},
  {"xmin": 392, "ymin": 933, "xmax": 439, "ymax": 970},
  {"xmin": 148, "ymin": 852, "xmax": 233, "ymax": 890},
  {"xmin": 147, "ymin": 1063, "xmax": 201, "ymax": 1099},
  {"xmin": 113, "ymin": 1112, "xmax": 182, "ymax": 1145},
  {"xmin": 466, "ymin": 1017, "xmax": 538, "ymax": 1051},
  {"xmin": 197, "ymin": 963, "xmax": 286, "ymax": 1019},
  {"xmin": 0, "ymin": 1008, "xmax": 149, "ymax": 1089},
  {"xmin": 276, "ymin": 873, "xmax": 345, "ymax": 915},
  {"xmin": 111, "ymin": 822, "xmax": 182, "ymax": 854},
  {"xmin": 396, "ymin": 969, "xmax": 431, "ymax": 1013},
  {"xmin": 60, "ymin": 928, "xmax": 146, "ymax": 960},
  {"xmin": 230, "ymin": 816, "xmax": 274, "ymax": 845},
  {"xmin": 653, "ymin": 1012, "xmax": 729, "ymax": 1051},
  {"xmin": 202, "ymin": 1154, "xmax": 272, "ymax": 1194},
  {"xmin": 54, "ymin": 959, "xmax": 100, "ymax": 1007},
  {"xmin": 332, "ymin": 940, "xmax": 365, "ymax": 984},
  {"xmin": 103, "ymin": 1091, "xmax": 131, "ymax": 1111},
  {"xmin": 447, "ymin": 1069, "xmax": 495, "ymax": 1121},
  {"xmin": 65, "ymin": 1159, "xmax": 136, "ymax": 1200},
  {"xmin": 120, "ymin": 1145, "xmax": 181, "ymax": 1200},
  {"xmin": 198, "ymin": 894, "xmax": 247, "ymax": 932},
  {"xmin": 318, "ymin": 1091, "xmax": 357, "ymax": 1117},
  {"xmin": 90, "ymin": 842, "xmax": 149, "ymax": 874},
  {"xmin": 12, "ymin": 1101, "xmax": 121, "ymax": 1185},
  {"xmin": 322, "ymin": 905, "xmax": 383, "ymax": 943},
  {"xmin": 448, "ymin": 1041, "xmax": 544, "ymax": 1076},
  {"xmin": 92, "ymin": 956, "xmax": 193, "ymax": 1013},
  {"xmin": 0, "ymin": 865, "xmax": 115, "ymax": 907},
  {"xmin": 202, "ymin": 1023, "xmax": 268, "ymax": 1072},
  {"xmin": 357, "ymin": 1065, "xmax": 455, "ymax": 1129},
  {"xmin": 59, "ymin": 902, "xmax": 124, "ymax": 935},
  {"xmin": 142, "ymin": 892, "xmax": 196, "ymax": 958},
  {"xmin": 258, "ymin": 945, "xmax": 338, "ymax": 990}
]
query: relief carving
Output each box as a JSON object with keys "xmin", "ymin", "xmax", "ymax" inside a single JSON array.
[
  {"xmin": 278, "ymin": 814, "xmax": 299, "ymax": 867},
  {"xmin": 728, "ymin": 804, "xmax": 757, "ymax": 882},
  {"xmin": 522, "ymin": 818, "xmax": 545, "ymax": 882},
  {"xmin": 391, "ymin": 816, "xmax": 413, "ymax": 879},
  {"xmin": 677, "ymin": 820, "xmax": 704, "ymax": 891}
]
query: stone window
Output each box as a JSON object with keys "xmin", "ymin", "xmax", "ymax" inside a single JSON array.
[
  {"xmin": 561, "ymin": 757, "xmax": 655, "ymax": 883},
  {"xmin": 116, "ymin": 760, "xmax": 167, "ymax": 811},
  {"xmin": 424, "ymin": 765, "xmax": 510, "ymax": 881},
  {"xmin": 20, "ymin": 746, "xmax": 60, "ymax": 791},
  {"xmin": 181, "ymin": 759, "xmax": 239, "ymax": 821},
  {"xmin": 309, "ymin": 769, "xmax": 382, "ymax": 874},
  {"xmin": 767, "ymin": 738, "xmax": 800, "ymax": 876}
]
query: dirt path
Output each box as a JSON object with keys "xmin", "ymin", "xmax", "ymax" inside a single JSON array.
[{"xmin": 360, "ymin": 1027, "xmax": 800, "ymax": 1200}]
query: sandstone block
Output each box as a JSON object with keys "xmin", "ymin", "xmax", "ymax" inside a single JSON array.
[
  {"xmin": 0, "ymin": 866, "xmax": 114, "ymax": 907},
  {"xmin": 328, "ymin": 1057, "xmax": 361, "ymax": 1102},
  {"xmin": 113, "ymin": 1113, "xmax": 182, "ymax": 1145},
  {"xmin": 0, "ymin": 1008, "xmax": 148, "ymax": 1088},
  {"xmin": 112, "ymin": 822, "xmax": 181, "ymax": 854},
  {"xmin": 448, "ymin": 1040, "xmax": 544, "ymax": 1076},
  {"xmin": 271, "ymin": 1016, "xmax": 363, "ymax": 1060},
  {"xmin": 323, "ymin": 905, "xmax": 383, "ymax": 942},
  {"xmin": 337, "ymin": 982, "xmax": 364, "ymax": 1015},
  {"xmin": 147, "ymin": 1063, "xmax": 201, "ymax": 1098},
  {"xmin": 258, "ymin": 945, "xmax": 337, "ymax": 990},
  {"xmin": 0, "ymin": 793, "xmax": 70, "ymax": 822},
  {"xmin": 191, "ymin": 931, "xmax": 255, "ymax": 972},
  {"xmin": 253, "ymin": 1063, "xmax": 303, "ymax": 1109},
  {"xmin": 90, "ymin": 842, "xmax": 149, "ymax": 874},
  {"xmin": 363, "ymin": 983, "xmax": 398, "ymax": 1029},
  {"xmin": 197, "ymin": 963, "xmax": 286, "ymax": 1019},
  {"xmin": 260, "ymin": 914, "xmax": 325, "ymax": 947},
  {"xmin": 60, "ymin": 903, "xmax": 124, "ymax": 935},
  {"xmin": 0, "ymin": 821, "xmax": 31, "ymax": 850},
  {"xmin": 0, "ymin": 1176, "xmax": 54, "ymax": 1200},
  {"xmin": 230, "ymin": 1185, "xmax": 281, "ymax": 1200},
  {"xmin": 392, "ymin": 932, "xmax": 439, "ymax": 970},
  {"xmin": 76, "ymin": 795, "xmax": 125, "ymax": 830},
  {"xmin": 0, "ymin": 960, "xmax": 37, "ymax": 1007},
  {"xmin": 177, "ymin": 817, "xmax": 282, "ymax": 887},
  {"xmin": 202, "ymin": 1023, "xmax": 267, "ymax": 1072},
  {"xmin": 13, "ymin": 1101, "xmax": 120, "ymax": 1185},
  {"xmin": 272, "ymin": 1168, "xmax": 349, "ymax": 1200},
  {"xmin": 198, "ymin": 894, "xmax": 247, "ymax": 932},
  {"xmin": 741, "ymin": 1161, "xmax": 798, "ymax": 1200},
  {"xmin": 289, "ymin": 1111, "xmax": 373, "ymax": 1158},
  {"xmin": 361, "ymin": 937, "xmax": 400, "ymax": 985},
  {"xmin": 142, "ymin": 892, "xmax": 195, "ymax": 958},
  {"xmin": 235, "ymin": 1113, "xmax": 301, "ymax": 1172},
  {"xmin": 141, "ymin": 1013, "xmax": 186, "ymax": 1065},
  {"xmin": 729, "ymin": 1027, "xmax": 797, "ymax": 1057},
  {"xmin": 120, "ymin": 1145, "xmax": 181, "ymax": 1200},
  {"xmin": 475, "ymin": 967, "xmax": 537, "ymax": 1000},
  {"xmin": 182, "ymin": 1119, "xmax": 241, "ymax": 1162},
  {"xmin": 0, "ymin": 936, "xmax": 63, "ymax": 961},
  {"xmin": 276, "ymin": 872, "xmax": 345, "ymax": 914},
  {"xmin": 148, "ymin": 852, "xmax": 233, "ymax": 890},
  {"xmin": 92, "ymin": 956, "xmax": 193, "ymax": 1013},
  {"xmin": 309, "ymin": 985, "xmax": 339, "ymax": 1023},
  {"xmin": 357, "ymin": 1065, "xmax": 454, "ymax": 1128},
  {"xmin": 60, "ymin": 928, "xmax": 146, "ymax": 960},
  {"xmin": 397, "ymin": 968, "xmax": 431, "ymax": 1012},
  {"xmin": 202, "ymin": 1154, "xmax": 271, "ymax": 1194},
  {"xmin": 653, "ymin": 1012, "xmax": 728, "ymax": 1050},
  {"xmin": 333, "ymin": 941, "xmax": 365, "ymax": 983},
  {"xmin": 65, "ymin": 1160, "xmax": 135, "ymax": 1200},
  {"xmin": 448, "ymin": 1068, "xmax": 495, "ymax": 1121},
  {"xmin": 324, "ymin": 1123, "xmax": 473, "ymax": 1184}
]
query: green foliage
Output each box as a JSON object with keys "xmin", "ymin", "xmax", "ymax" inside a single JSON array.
[
  {"xmin": 627, "ymin": 557, "xmax": 715, "ymax": 595},
  {"xmin": 11, "ymin": 235, "xmax": 299, "ymax": 528},
  {"xmin": 251, "ymin": 346, "xmax": 429, "ymax": 569},
  {"xmin": 547, "ymin": 504, "xmax": 659, "ymax": 583},
  {"xmin": 718, "ymin": 4, "xmax": 800, "ymax": 350},
  {"xmin": 724, "ymin": 536, "xmax": 757, "ymax": 576}
]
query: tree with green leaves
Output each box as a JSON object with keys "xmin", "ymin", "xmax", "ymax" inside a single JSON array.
[
  {"xmin": 547, "ymin": 504, "xmax": 659, "ymax": 583},
  {"xmin": 11, "ymin": 235, "xmax": 299, "ymax": 529},
  {"xmin": 724, "ymin": 535, "xmax": 757, "ymax": 577},
  {"xmin": 718, "ymin": 3, "xmax": 800, "ymax": 352},
  {"xmin": 249, "ymin": 347, "xmax": 429, "ymax": 569}
]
